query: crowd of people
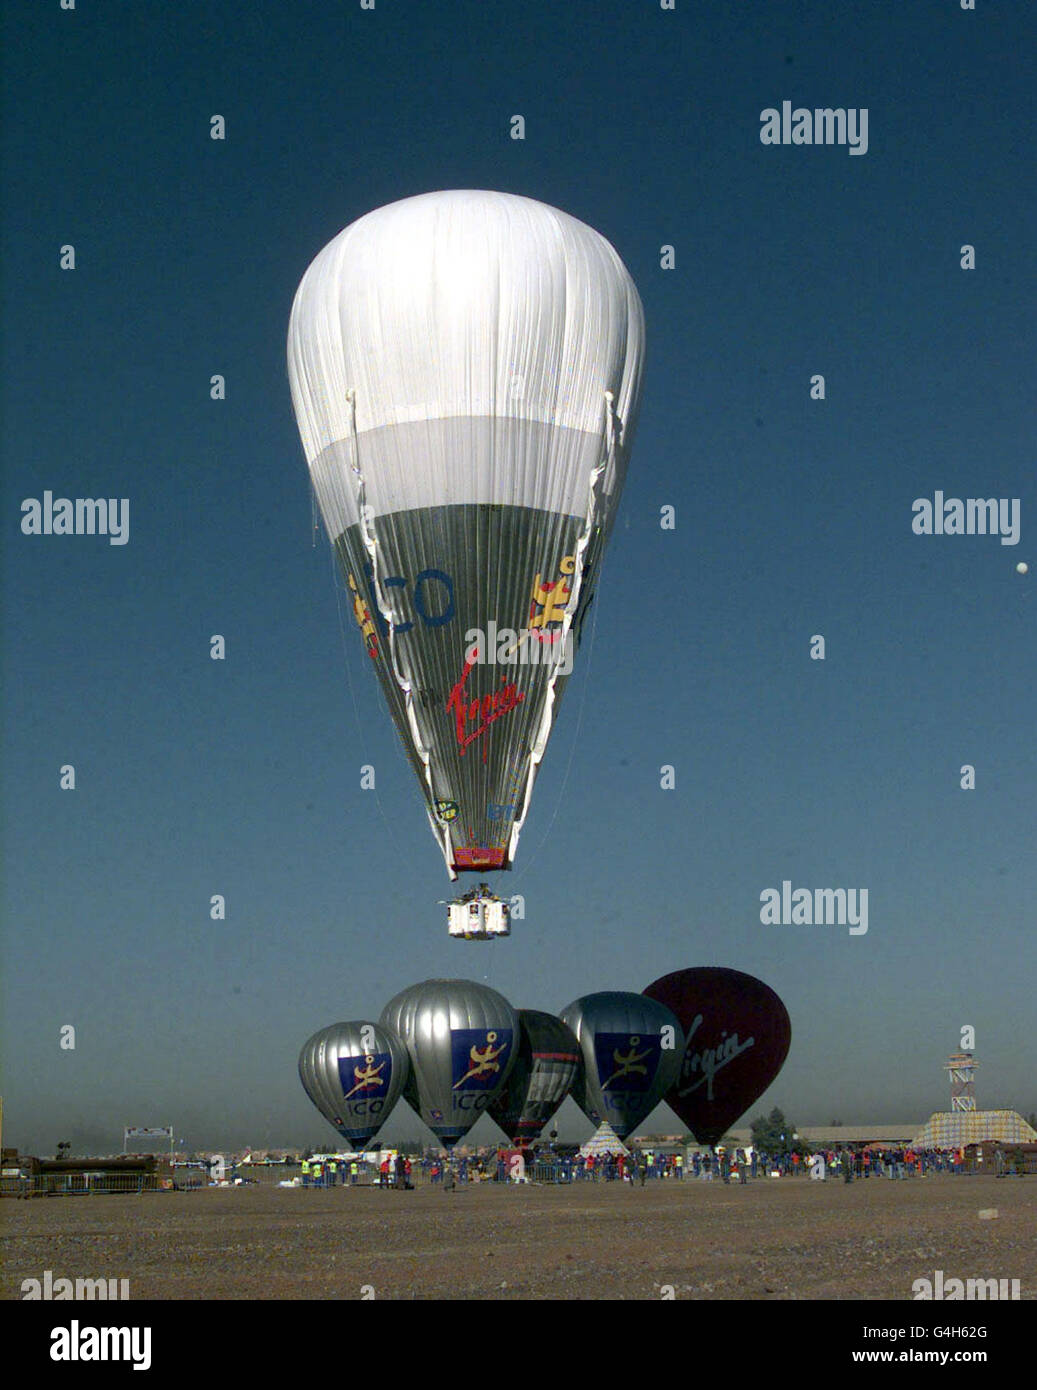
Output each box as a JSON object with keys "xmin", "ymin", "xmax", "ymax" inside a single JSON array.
[
  {"xmin": 294, "ymin": 1143, "xmax": 981, "ymax": 1188},
  {"xmin": 298, "ymin": 1155, "xmax": 394, "ymax": 1187},
  {"xmin": 529, "ymin": 1145, "xmax": 977, "ymax": 1184},
  {"xmin": 799, "ymin": 1146, "xmax": 970, "ymax": 1180}
]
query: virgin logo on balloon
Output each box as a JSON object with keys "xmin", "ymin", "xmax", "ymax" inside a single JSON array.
[
  {"xmin": 446, "ymin": 655, "xmax": 526, "ymax": 758},
  {"xmin": 677, "ymin": 1014, "xmax": 756, "ymax": 1101},
  {"xmin": 643, "ymin": 968, "xmax": 791, "ymax": 1147}
]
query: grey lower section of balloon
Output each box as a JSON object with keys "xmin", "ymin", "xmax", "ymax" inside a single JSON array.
[
  {"xmin": 333, "ymin": 503, "xmax": 605, "ymax": 874},
  {"xmin": 298, "ymin": 1022, "xmax": 409, "ymax": 1149}
]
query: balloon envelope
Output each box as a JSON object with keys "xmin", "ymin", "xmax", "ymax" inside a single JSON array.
[
  {"xmin": 298, "ymin": 1021, "xmax": 409, "ymax": 1149},
  {"xmin": 380, "ymin": 979, "xmax": 518, "ymax": 1147},
  {"xmin": 559, "ymin": 992, "xmax": 683, "ymax": 1140},
  {"xmin": 488, "ymin": 1009, "xmax": 581, "ymax": 1145},
  {"xmin": 288, "ymin": 190, "xmax": 645, "ymax": 877},
  {"xmin": 642, "ymin": 968, "xmax": 792, "ymax": 1145}
]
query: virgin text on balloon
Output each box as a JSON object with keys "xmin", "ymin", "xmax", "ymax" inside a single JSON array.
[
  {"xmin": 446, "ymin": 657, "xmax": 526, "ymax": 756},
  {"xmin": 678, "ymin": 1014, "xmax": 756, "ymax": 1101}
]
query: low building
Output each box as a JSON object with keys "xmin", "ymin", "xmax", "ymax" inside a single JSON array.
[{"xmin": 911, "ymin": 1110, "xmax": 1037, "ymax": 1150}]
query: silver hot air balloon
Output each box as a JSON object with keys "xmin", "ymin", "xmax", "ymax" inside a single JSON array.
[
  {"xmin": 380, "ymin": 979, "xmax": 518, "ymax": 1147},
  {"xmin": 488, "ymin": 1009, "xmax": 582, "ymax": 1146},
  {"xmin": 288, "ymin": 190, "xmax": 645, "ymax": 880},
  {"xmin": 559, "ymin": 992, "xmax": 684, "ymax": 1140},
  {"xmin": 298, "ymin": 1021, "xmax": 409, "ymax": 1150}
]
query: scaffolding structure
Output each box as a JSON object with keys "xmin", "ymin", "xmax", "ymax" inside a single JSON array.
[
  {"xmin": 944, "ymin": 1052, "xmax": 977, "ymax": 1112},
  {"xmin": 911, "ymin": 1050, "xmax": 1036, "ymax": 1150}
]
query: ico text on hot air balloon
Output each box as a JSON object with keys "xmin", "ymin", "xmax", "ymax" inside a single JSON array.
[
  {"xmin": 560, "ymin": 991, "xmax": 683, "ymax": 1140},
  {"xmin": 298, "ymin": 1021, "xmax": 409, "ymax": 1151},
  {"xmin": 288, "ymin": 190, "xmax": 645, "ymax": 883},
  {"xmin": 380, "ymin": 978, "xmax": 518, "ymax": 1148},
  {"xmin": 643, "ymin": 968, "xmax": 792, "ymax": 1146}
]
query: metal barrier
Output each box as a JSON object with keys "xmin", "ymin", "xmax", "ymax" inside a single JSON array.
[{"xmin": 2, "ymin": 1174, "xmax": 170, "ymax": 1198}]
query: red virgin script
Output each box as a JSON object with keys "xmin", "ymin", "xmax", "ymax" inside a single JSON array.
[{"xmin": 446, "ymin": 652, "xmax": 525, "ymax": 758}]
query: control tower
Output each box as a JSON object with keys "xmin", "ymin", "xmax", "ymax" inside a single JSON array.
[{"xmin": 944, "ymin": 1052, "xmax": 977, "ymax": 1112}]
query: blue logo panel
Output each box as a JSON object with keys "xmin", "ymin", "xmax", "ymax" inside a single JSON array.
[
  {"xmin": 450, "ymin": 1028, "xmax": 513, "ymax": 1093},
  {"xmin": 337, "ymin": 1051, "xmax": 392, "ymax": 1102},
  {"xmin": 593, "ymin": 1033, "xmax": 662, "ymax": 1095}
]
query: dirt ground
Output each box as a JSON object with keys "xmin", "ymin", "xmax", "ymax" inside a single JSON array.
[{"xmin": 3, "ymin": 1174, "xmax": 1034, "ymax": 1300}]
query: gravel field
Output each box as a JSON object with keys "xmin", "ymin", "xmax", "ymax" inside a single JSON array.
[{"xmin": 3, "ymin": 1175, "xmax": 1034, "ymax": 1301}]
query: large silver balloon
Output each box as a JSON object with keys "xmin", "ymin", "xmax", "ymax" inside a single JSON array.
[
  {"xmin": 298, "ymin": 1021, "xmax": 409, "ymax": 1150},
  {"xmin": 489, "ymin": 1009, "xmax": 581, "ymax": 1145},
  {"xmin": 380, "ymin": 979, "xmax": 518, "ymax": 1147},
  {"xmin": 559, "ymin": 992, "xmax": 684, "ymax": 1140},
  {"xmin": 288, "ymin": 190, "xmax": 645, "ymax": 878}
]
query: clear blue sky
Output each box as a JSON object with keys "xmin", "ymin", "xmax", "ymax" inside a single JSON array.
[{"xmin": 2, "ymin": 0, "xmax": 1034, "ymax": 1155}]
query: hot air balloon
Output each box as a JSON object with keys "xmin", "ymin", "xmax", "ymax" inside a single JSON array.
[
  {"xmin": 288, "ymin": 190, "xmax": 645, "ymax": 880},
  {"xmin": 298, "ymin": 1021, "xmax": 409, "ymax": 1150},
  {"xmin": 559, "ymin": 992, "xmax": 683, "ymax": 1140},
  {"xmin": 488, "ymin": 1009, "xmax": 581, "ymax": 1146},
  {"xmin": 642, "ymin": 968, "xmax": 792, "ymax": 1146},
  {"xmin": 380, "ymin": 979, "xmax": 517, "ymax": 1147}
]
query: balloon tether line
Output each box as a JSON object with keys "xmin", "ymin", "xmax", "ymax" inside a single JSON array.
[
  {"xmin": 508, "ymin": 390, "xmax": 616, "ymax": 867},
  {"xmin": 508, "ymin": 562, "xmax": 601, "ymax": 893},
  {"xmin": 325, "ymin": 523, "xmax": 409, "ymax": 865},
  {"xmin": 346, "ymin": 390, "xmax": 454, "ymax": 875}
]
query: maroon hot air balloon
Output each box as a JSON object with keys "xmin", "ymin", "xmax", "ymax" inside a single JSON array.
[{"xmin": 643, "ymin": 968, "xmax": 791, "ymax": 1146}]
